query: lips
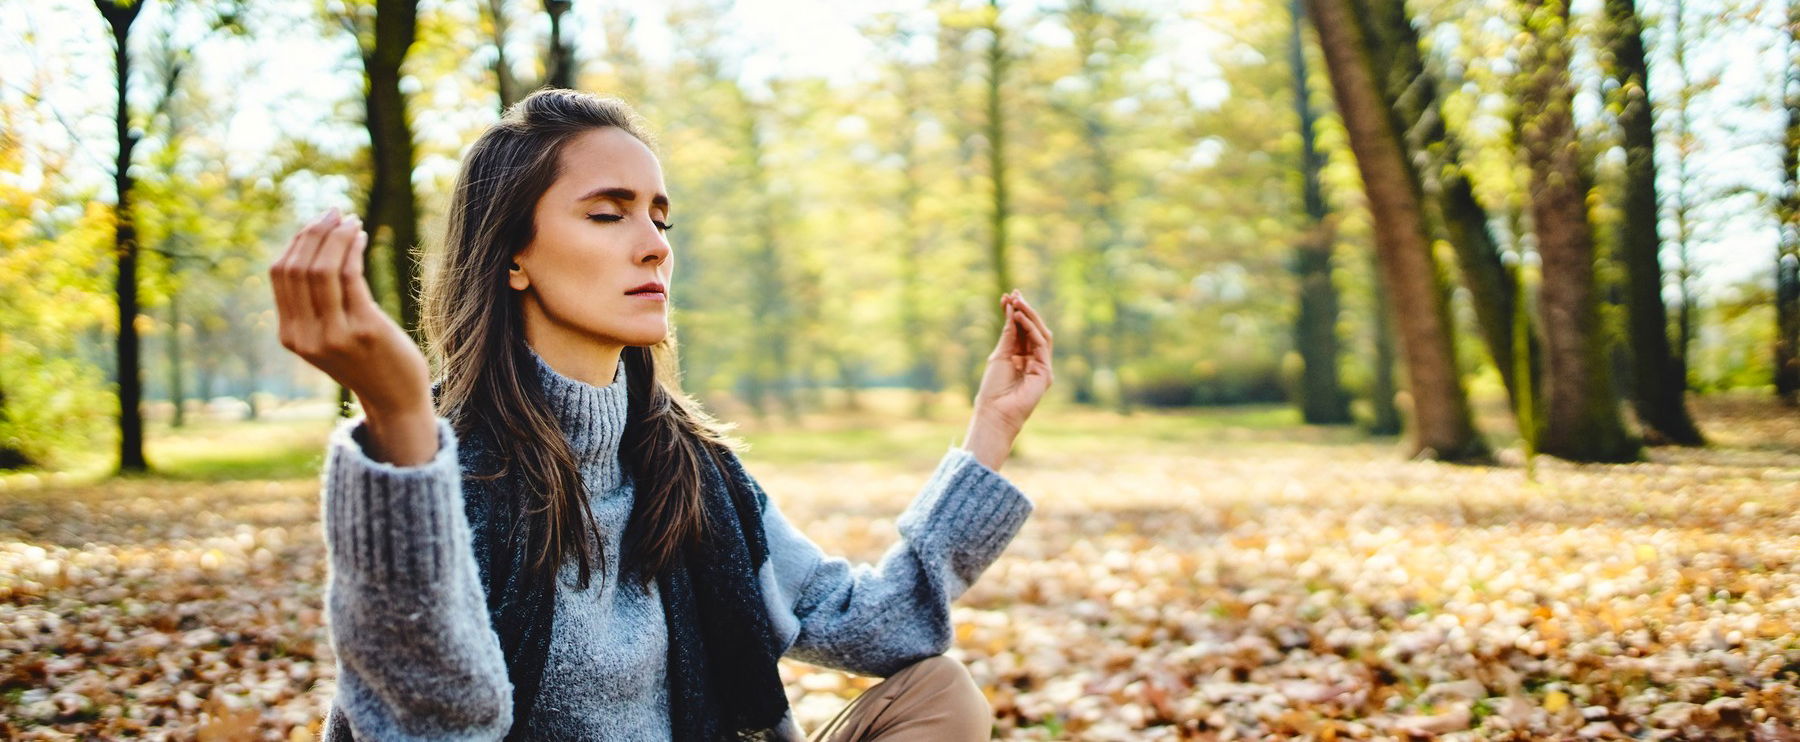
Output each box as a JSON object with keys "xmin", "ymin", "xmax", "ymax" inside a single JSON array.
[{"xmin": 625, "ymin": 281, "xmax": 666, "ymax": 296}]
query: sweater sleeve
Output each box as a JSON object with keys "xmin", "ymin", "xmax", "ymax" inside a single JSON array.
[
  {"xmin": 320, "ymin": 414, "xmax": 513, "ymax": 741},
  {"xmin": 757, "ymin": 444, "xmax": 1034, "ymax": 677}
]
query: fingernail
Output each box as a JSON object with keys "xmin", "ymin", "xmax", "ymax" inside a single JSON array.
[{"xmin": 326, "ymin": 206, "xmax": 340, "ymax": 220}]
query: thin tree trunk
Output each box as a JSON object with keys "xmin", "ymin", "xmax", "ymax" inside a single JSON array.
[
  {"xmin": 98, "ymin": 0, "xmax": 146, "ymax": 473},
  {"xmin": 1669, "ymin": 0, "xmax": 1699, "ymax": 383},
  {"xmin": 1364, "ymin": 0, "xmax": 1539, "ymax": 417},
  {"xmin": 545, "ymin": 0, "xmax": 574, "ymax": 89},
  {"xmin": 1603, "ymin": 0, "xmax": 1705, "ymax": 444},
  {"xmin": 362, "ymin": 0, "xmax": 422, "ymax": 342},
  {"xmin": 1518, "ymin": 0, "xmax": 1640, "ymax": 461},
  {"xmin": 486, "ymin": 0, "xmax": 521, "ymax": 111},
  {"xmin": 167, "ymin": 291, "xmax": 185, "ymax": 428},
  {"xmin": 984, "ymin": 0, "xmax": 1013, "ymax": 345},
  {"xmin": 0, "ymin": 382, "xmax": 35, "ymax": 469},
  {"xmin": 1290, "ymin": 0, "xmax": 1352, "ymax": 424},
  {"xmin": 1307, "ymin": 0, "xmax": 1487, "ymax": 460},
  {"xmin": 1779, "ymin": 0, "xmax": 1800, "ymax": 404},
  {"xmin": 1368, "ymin": 249, "xmax": 1404, "ymax": 435},
  {"xmin": 739, "ymin": 105, "xmax": 798, "ymax": 423},
  {"xmin": 894, "ymin": 67, "xmax": 938, "ymax": 418}
]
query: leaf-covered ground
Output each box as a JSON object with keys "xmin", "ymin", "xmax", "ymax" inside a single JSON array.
[{"xmin": 3, "ymin": 395, "xmax": 1799, "ymax": 740}]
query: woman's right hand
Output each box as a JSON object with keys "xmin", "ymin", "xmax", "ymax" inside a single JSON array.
[{"xmin": 271, "ymin": 209, "xmax": 438, "ymax": 465}]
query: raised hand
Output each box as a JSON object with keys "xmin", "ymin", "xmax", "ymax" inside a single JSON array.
[
  {"xmin": 963, "ymin": 290, "xmax": 1054, "ymax": 470},
  {"xmin": 270, "ymin": 208, "xmax": 437, "ymax": 465}
]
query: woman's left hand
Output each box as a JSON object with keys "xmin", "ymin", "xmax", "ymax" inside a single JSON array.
[{"xmin": 964, "ymin": 290, "xmax": 1053, "ymax": 467}]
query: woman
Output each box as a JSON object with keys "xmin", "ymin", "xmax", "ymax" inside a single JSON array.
[{"xmin": 270, "ymin": 89, "xmax": 1054, "ymax": 741}]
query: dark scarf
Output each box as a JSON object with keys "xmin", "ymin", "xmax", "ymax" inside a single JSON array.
[
  {"xmin": 325, "ymin": 386, "xmax": 792, "ymax": 741},
  {"xmin": 466, "ymin": 423, "xmax": 792, "ymax": 741}
]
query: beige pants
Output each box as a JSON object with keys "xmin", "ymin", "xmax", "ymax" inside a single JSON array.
[{"xmin": 805, "ymin": 655, "xmax": 993, "ymax": 741}]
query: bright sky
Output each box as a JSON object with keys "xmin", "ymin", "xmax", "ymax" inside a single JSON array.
[{"xmin": 2, "ymin": 0, "xmax": 1785, "ymax": 300}]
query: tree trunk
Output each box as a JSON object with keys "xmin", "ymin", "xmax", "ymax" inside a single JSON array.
[
  {"xmin": 1518, "ymin": 0, "xmax": 1641, "ymax": 461},
  {"xmin": 363, "ymin": 0, "xmax": 422, "ymax": 342},
  {"xmin": 739, "ymin": 104, "xmax": 799, "ymax": 423},
  {"xmin": 1306, "ymin": 0, "xmax": 1487, "ymax": 460},
  {"xmin": 545, "ymin": 0, "xmax": 575, "ymax": 89},
  {"xmin": 1668, "ymin": 0, "xmax": 1700, "ymax": 384},
  {"xmin": 0, "ymin": 382, "xmax": 35, "ymax": 469},
  {"xmin": 1602, "ymin": 0, "xmax": 1705, "ymax": 444},
  {"xmin": 1290, "ymin": 0, "xmax": 1352, "ymax": 424},
  {"xmin": 894, "ymin": 67, "xmax": 938, "ymax": 419},
  {"xmin": 1368, "ymin": 248, "xmax": 1404, "ymax": 435},
  {"xmin": 167, "ymin": 292, "xmax": 185, "ymax": 428},
  {"xmin": 1363, "ymin": 0, "xmax": 1540, "ymax": 418},
  {"xmin": 984, "ymin": 0, "xmax": 1014, "ymax": 348},
  {"xmin": 99, "ymin": 0, "xmax": 146, "ymax": 473},
  {"xmin": 486, "ymin": 0, "xmax": 521, "ymax": 111},
  {"xmin": 1778, "ymin": 0, "xmax": 1800, "ymax": 404}
]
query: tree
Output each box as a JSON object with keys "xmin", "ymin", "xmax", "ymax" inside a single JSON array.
[
  {"xmin": 482, "ymin": 0, "xmax": 521, "ymax": 111},
  {"xmin": 544, "ymin": 0, "xmax": 573, "ymax": 89},
  {"xmin": 1289, "ymin": 0, "xmax": 1352, "ymax": 424},
  {"xmin": 982, "ymin": 0, "xmax": 1014, "ymax": 353},
  {"xmin": 95, "ymin": 0, "xmax": 148, "ymax": 473},
  {"xmin": 1601, "ymin": 0, "xmax": 1705, "ymax": 444},
  {"xmin": 1306, "ymin": 0, "xmax": 1488, "ymax": 460},
  {"xmin": 1362, "ymin": 0, "xmax": 1541, "ymax": 421},
  {"xmin": 1517, "ymin": 0, "xmax": 1641, "ymax": 461},
  {"xmin": 1780, "ymin": 0, "xmax": 1800, "ymax": 404}
]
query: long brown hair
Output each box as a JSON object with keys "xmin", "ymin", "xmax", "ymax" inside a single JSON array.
[{"xmin": 420, "ymin": 88, "xmax": 744, "ymax": 591}]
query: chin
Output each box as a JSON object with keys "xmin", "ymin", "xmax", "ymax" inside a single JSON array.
[{"xmin": 618, "ymin": 326, "xmax": 670, "ymax": 347}]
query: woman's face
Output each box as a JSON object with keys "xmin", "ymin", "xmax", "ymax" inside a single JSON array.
[{"xmin": 510, "ymin": 126, "xmax": 673, "ymax": 352}]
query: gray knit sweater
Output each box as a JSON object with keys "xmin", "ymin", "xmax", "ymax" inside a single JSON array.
[{"xmin": 319, "ymin": 347, "xmax": 1035, "ymax": 740}]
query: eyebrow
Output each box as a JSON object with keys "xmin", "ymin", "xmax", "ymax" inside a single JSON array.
[{"xmin": 575, "ymin": 186, "xmax": 670, "ymax": 209}]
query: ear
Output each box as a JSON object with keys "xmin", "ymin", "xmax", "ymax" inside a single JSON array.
[{"xmin": 508, "ymin": 255, "xmax": 528, "ymax": 291}]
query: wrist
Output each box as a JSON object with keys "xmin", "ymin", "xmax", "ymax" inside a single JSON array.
[{"xmin": 961, "ymin": 416, "xmax": 1016, "ymax": 472}]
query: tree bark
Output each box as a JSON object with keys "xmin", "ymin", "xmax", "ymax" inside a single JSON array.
[
  {"xmin": 545, "ymin": 0, "xmax": 575, "ymax": 89},
  {"xmin": 1306, "ymin": 0, "xmax": 1487, "ymax": 460},
  {"xmin": 1518, "ymin": 0, "xmax": 1640, "ymax": 461},
  {"xmin": 0, "ymin": 381, "xmax": 35, "ymax": 469},
  {"xmin": 98, "ymin": 0, "xmax": 147, "ymax": 473},
  {"xmin": 984, "ymin": 0, "xmax": 1014, "ymax": 350},
  {"xmin": 1779, "ymin": 0, "xmax": 1800, "ymax": 404},
  {"xmin": 1290, "ymin": 0, "xmax": 1352, "ymax": 424},
  {"xmin": 1368, "ymin": 248, "xmax": 1404, "ymax": 435},
  {"xmin": 1362, "ymin": 0, "xmax": 1540, "ymax": 419},
  {"xmin": 486, "ymin": 0, "xmax": 521, "ymax": 111},
  {"xmin": 361, "ymin": 0, "xmax": 422, "ymax": 342},
  {"xmin": 1602, "ymin": 0, "xmax": 1705, "ymax": 444}
]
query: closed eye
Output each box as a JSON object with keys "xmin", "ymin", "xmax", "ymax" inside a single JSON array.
[{"xmin": 587, "ymin": 213, "xmax": 674, "ymax": 232}]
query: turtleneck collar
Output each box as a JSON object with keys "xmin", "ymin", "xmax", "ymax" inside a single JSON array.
[{"xmin": 527, "ymin": 344, "xmax": 631, "ymax": 493}]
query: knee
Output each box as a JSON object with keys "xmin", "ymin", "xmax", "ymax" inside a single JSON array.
[{"xmin": 901, "ymin": 655, "xmax": 991, "ymax": 735}]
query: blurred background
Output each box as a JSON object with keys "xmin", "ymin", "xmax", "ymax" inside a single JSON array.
[{"xmin": 4, "ymin": 0, "xmax": 1800, "ymax": 738}]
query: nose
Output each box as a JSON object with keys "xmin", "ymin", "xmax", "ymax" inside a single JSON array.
[{"xmin": 638, "ymin": 223, "xmax": 670, "ymax": 266}]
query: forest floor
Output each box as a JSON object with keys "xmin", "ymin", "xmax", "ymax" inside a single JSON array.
[{"xmin": 2, "ymin": 393, "xmax": 1799, "ymax": 740}]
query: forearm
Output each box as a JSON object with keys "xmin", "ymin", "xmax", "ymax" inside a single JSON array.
[
  {"xmin": 322, "ymin": 415, "xmax": 512, "ymax": 738},
  {"xmin": 779, "ymin": 446, "xmax": 1034, "ymax": 676}
]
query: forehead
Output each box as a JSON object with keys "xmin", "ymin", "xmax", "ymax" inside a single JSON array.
[{"xmin": 552, "ymin": 127, "xmax": 665, "ymax": 194}]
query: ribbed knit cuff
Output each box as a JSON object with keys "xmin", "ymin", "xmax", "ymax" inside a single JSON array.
[
  {"xmin": 321, "ymin": 414, "xmax": 468, "ymax": 590},
  {"xmin": 894, "ymin": 445, "xmax": 1034, "ymax": 595}
]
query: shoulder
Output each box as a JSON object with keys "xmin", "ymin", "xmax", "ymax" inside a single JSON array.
[{"xmin": 708, "ymin": 442, "xmax": 771, "ymax": 512}]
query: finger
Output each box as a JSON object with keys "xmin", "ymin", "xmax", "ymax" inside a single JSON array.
[
  {"xmin": 1013, "ymin": 293, "xmax": 1053, "ymax": 348},
  {"xmin": 309, "ymin": 215, "xmax": 361, "ymax": 338},
  {"xmin": 1015, "ymin": 305, "xmax": 1052, "ymax": 363},
  {"xmin": 992, "ymin": 299, "xmax": 1019, "ymax": 354},
  {"xmin": 342, "ymin": 228, "xmax": 375, "ymax": 315},
  {"xmin": 287, "ymin": 209, "xmax": 341, "ymax": 332},
  {"xmin": 270, "ymin": 229, "xmax": 303, "ymax": 330}
]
